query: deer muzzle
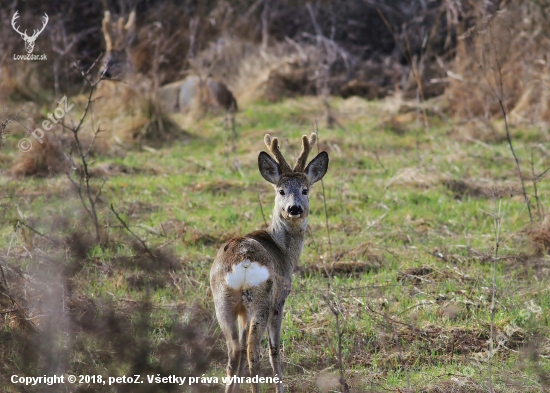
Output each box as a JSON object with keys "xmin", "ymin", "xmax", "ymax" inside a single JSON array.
[{"xmin": 287, "ymin": 205, "xmax": 303, "ymax": 218}]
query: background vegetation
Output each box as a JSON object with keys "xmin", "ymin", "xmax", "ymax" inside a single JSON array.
[{"xmin": 1, "ymin": 0, "xmax": 549, "ymax": 392}]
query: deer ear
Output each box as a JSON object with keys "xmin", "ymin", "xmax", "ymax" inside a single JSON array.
[
  {"xmin": 258, "ymin": 152, "xmax": 281, "ymax": 184},
  {"xmin": 305, "ymin": 152, "xmax": 329, "ymax": 184}
]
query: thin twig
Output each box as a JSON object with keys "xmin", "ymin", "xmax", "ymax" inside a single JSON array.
[
  {"xmin": 0, "ymin": 258, "xmax": 10, "ymax": 292},
  {"xmin": 314, "ymin": 120, "xmax": 332, "ymax": 261},
  {"xmin": 376, "ymin": 8, "xmax": 428, "ymax": 129},
  {"xmin": 488, "ymin": 194, "xmax": 504, "ymax": 393},
  {"xmin": 61, "ymin": 69, "xmax": 105, "ymax": 242},
  {"xmin": 0, "ymin": 257, "xmax": 33, "ymax": 328},
  {"xmin": 101, "ymin": 199, "xmax": 155, "ymax": 258},
  {"xmin": 17, "ymin": 220, "xmax": 59, "ymax": 245},
  {"xmin": 0, "ymin": 107, "xmax": 25, "ymax": 151},
  {"xmin": 476, "ymin": 20, "xmax": 533, "ymax": 225},
  {"xmin": 323, "ymin": 294, "xmax": 349, "ymax": 393},
  {"xmin": 257, "ymin": 192, "xmax": 268, "ymax": 227},
  {"xmin": 531, "ymin": 147, "xmax": 541, "ymax": 219},
  {"xmin": 261, "ymin": 0, "xmax": 270, "ymax": 50}
]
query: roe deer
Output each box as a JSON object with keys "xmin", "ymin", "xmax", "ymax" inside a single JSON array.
[
  {"xmin": 99, "ymin": 10, "xmax": 136, "ymax": 80},
  {"xmin": 210, "ymin": 133, "xmax": 329, "ymax": 393},
  {"xmin": 100, "ymin": 10, "xmax": 237, "ymax": 113}
]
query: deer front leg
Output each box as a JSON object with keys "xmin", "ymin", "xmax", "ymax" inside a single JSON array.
[{"xmin": 268, "ymin": 302, "xmax": 285, "ymax": 393}]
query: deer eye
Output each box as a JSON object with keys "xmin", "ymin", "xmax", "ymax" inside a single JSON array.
[
  {"xmin": 302, "ymin": 189, "xmax": 309, "ymax": 195},
  {"xmin": 279, "ymin": 189, "xmax": 285, "ymax": 196}
]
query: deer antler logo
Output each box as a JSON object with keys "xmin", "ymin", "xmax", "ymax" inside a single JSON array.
[{"xmin": 11, "ymin": 11, "xmax": 49, "ymax": 54}]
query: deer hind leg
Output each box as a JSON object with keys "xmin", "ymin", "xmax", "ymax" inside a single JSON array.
[
  {"xmin": 268, "ymin": 301, "xmax": 286, "ymax": 393},
  {"xmin": 243, "ymin": 281, "xmax": 273, "ymax": 393},
  {"xmin": 213, "ymin": 299, "xmax": 240, "ymax": 393},
  {"xmin": 247, "ymin": 314, "xmax": 269, "ymax": 393},
  {"xmin": 235, "ymin": 308, "xmax": 249, "ymax": 382}
]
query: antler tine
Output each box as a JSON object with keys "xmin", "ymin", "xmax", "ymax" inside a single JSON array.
[
  {"xmin": 117, "ymin": 16, "xmax": 125, "ymax": 39},
  {"xmin": 264, "ymin": 134, "xmax": 292, "ymax": 174},
  {"xmin": 102, "ymin": 11, "xmax": 112, "ymax": 51},
  {"xmin": 293, "ymin": 133, "xmax": 317, "ymax": 172},
  {"xmin": 263, "ymin": 134, "xmax": 272, "ymax": 150},
  {"xmin": 102, "ymin": 11, "xmax": 111, "ymax": 27},
  {"xmin": 125, "ymin": 10, "xmax": 136, "ymax": 32}
]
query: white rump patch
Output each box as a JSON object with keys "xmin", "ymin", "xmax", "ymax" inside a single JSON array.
[{"xmin": 226, "ymin": 259, "xmax": 270, "ymax": 290}]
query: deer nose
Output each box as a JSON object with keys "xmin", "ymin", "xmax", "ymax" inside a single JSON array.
[{"xmin": 288, "ymin": 205, "xmax": 303, "ymax": 217}]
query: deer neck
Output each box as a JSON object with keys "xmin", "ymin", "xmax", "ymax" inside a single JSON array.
[{"xmin": 268, "ymin": 209, "xmax": 307, "ymax": 271}]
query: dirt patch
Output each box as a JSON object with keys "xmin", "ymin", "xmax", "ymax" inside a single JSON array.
[
  {"xmin": 114, "ymin": 245, "xmax": 181, "ymax": 273},
  {"xmin": 352, "ymin": 322, "xmax": 529, "ymax": 373},
  {"xmin": 124, "ymin": 201, "xmax": 160, "ymax": 218},
  {"xmin": 191, "ymin": 180, "xmax": 247, "ymax": 195},
  {"xmin": 341, "ymin": 242, "xmax": 384, "ymax": 262},
  {"xmin": 88, "ymin": 162, "xmax": 157, "ymax": 177},
  {"xmin": 399, "ymin": 325, "xmax": 490, "ymax": 355},
  {"xmin": 299, "ymin": 260, "xmax": 381, "ymax": 278},
  {"xmin": 398, "ymin": 266, "xmax": 434, "ymax": 284},
  {"xmin": 300, "ymin": 243, "xmax": 384, "ymax": 277},
  {"xmin": 442, "ymin": 178, "xmax": 488, "ymax": 199},
  {"xmin": 125, "ymin": 272, "xmax": 171, "ymax": 290},
  {"xmin": 346, "ymin": 323, "xmax": 498, "ymax": 371},
  {"xmin": 420, "ymin": 379, "xmax": 486, "ymax": 393},
  {"xmin": 185, "ymin": 227, "xmax": 236, "ymax": 247}
]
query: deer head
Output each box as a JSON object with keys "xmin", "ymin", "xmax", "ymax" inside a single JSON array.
[
  {"xmin": 99, "ymin": 10, "xmax": 136, "ymax": 79},
  {"xmin": 11, "ymin": 11, "xmax": 49, "ymax": 54},
  {"xmin": 259, "ymin": 133, "xmax": 329, "ymax": 224}
]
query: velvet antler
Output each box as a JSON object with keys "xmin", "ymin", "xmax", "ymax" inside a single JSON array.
[
  {"xmin": 103, "ymin": 10, "xmax": 135, "ymax": 50},
  {"xmin": 293, "ymin": 133, "xmax": 317, "ymax": 173},
  {"xmin": 264, "ymin": 134, "xmax": 292, "ymax": 174},
  {"xmin": 102, "ymin": 11, "xmax": 113, "ymax": 52}
]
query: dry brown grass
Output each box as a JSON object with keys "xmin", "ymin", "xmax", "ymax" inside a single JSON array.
[
  {"xmin": 10, "ymin": 134, "xmax": 69, "ymax": 178},
  {"xmin": 190, "ymin": 38, "xmax": 315, "ymax": 106},
  {"xmin": 91, "ymin": 78, "xmax": 187, "ymax": 148},
  {"xmin": 528, "ymin": 213, "xmax": 550, "ymax": 255},
  {"xmin": 0, "ymin": 63, "xmax": 45, "ymax": 103},
  {"xmin": 446, "ymin": 1, "xmax": 550, "ymax": 125}
]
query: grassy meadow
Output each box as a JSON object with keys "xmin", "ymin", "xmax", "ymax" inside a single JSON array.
[{"xmin": 1, "ymin": 95, "xmax": 549, "ymax": 392}]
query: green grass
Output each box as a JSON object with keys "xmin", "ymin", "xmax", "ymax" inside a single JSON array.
[{"xmin": 1, "ymin": 96, "xmax": 549, "ymax": 392}]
